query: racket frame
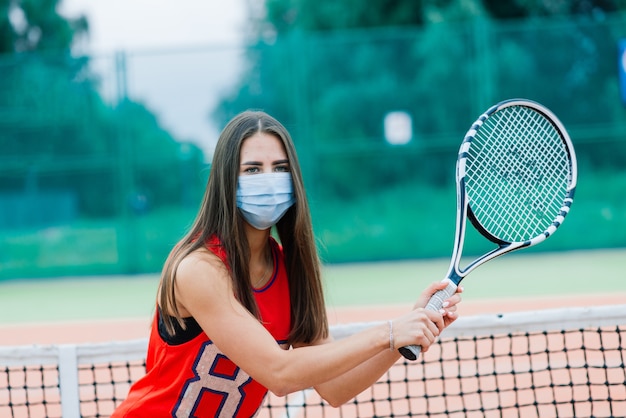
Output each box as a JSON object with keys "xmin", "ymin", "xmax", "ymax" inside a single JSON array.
[
  {"xmin": 453, "ymin": 99, "xmax": 577, "ymax": 282},
  {"xmin": 398, "ymin": 99, "xmax": 577, "ymax": 361}
]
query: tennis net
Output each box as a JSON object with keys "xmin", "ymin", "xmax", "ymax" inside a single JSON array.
[{"xmin": 1, "ymin": 305, "xmax": 625, "ymax": 417}]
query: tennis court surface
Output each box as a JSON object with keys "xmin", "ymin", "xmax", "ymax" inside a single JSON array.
[{"xmin": 1, "ymin": 249, "xmax": 625, "ymax": 417}]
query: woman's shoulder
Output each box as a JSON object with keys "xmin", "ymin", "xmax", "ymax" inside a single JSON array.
[
  {"xmin": 177, "ymin": 248, "xmax": 228, "ymax": 285},
  {"xmin": 173, "ymin": 248, "xmax": 234, "ymax": 321}
]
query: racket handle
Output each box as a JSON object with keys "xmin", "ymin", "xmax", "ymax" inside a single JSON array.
[
  {"xmin": 425, "ymin": 280, "xmax": 458, "ymax": 312},
  {"xmin": 398, "ymin": 344, "xmax": 421, "ymax": 361},
  {"xmin": 398, "ymin": 280, "xmax": 458, "ymax": 361}
]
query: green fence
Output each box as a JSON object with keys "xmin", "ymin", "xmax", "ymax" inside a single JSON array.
[{"xmin": 1, "ymin": 14, "xmax": 625, "ymax": 279}]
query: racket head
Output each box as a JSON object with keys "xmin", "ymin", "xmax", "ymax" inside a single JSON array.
[{"xmin": 459, "ymin": 99, "xmax": 577, "ymax": 246}]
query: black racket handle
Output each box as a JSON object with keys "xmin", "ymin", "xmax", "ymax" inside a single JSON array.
[{"xmin": 398, "ymin": 280, "xmax": 459, "ymax": 361}]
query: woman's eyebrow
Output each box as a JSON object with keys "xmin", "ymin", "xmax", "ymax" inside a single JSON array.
[
  {"xmin": 272, "ymin": 159, "xmax": 290, "ymax": 165},
  {"xmin": 241, "ymin": 160, "xmax": 262, "ymax": 166}
]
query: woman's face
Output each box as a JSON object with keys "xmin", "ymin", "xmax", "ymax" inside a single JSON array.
[{"xmin": 239, "ymin": 133, "xmax": 290, "ymax": 176}]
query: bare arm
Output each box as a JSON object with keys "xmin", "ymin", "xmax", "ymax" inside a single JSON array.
[
  {"xmin": 307, "ymin": 281, "xmax": 462, "ymax": 406},
  {"xmin": 174, "ymin": 252, "xmax": 454, "ymax": 397}
]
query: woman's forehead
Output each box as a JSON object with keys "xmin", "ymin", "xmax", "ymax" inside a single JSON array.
[{"xmin": 240, "ymin": 133, "xmax": 287, "ymax": 158}]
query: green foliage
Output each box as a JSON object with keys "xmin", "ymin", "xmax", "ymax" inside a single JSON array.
[
  {"xmin": 0, "ymin": 52, "xmax": 206, "ymax": 218},
  {"xmin": 0, "ymin": 1, "xmax": 207, "ymax": 280},
  {"xmin": 0, "ymin": 53, "xmax": 101, "ymax": 155},
  {"xmin": 261, "ymin": 0, "xmax": 626, "ymax": 35},
  {"xmin": 211, "ymin": 4, "xmax": 626, "ymax": 267},
  {"xmin": 483, "ymin": 0, "xmax": 625, "ymax": 19},
  {"xmin": 114, "ymin": 100, "xmax": 206, "ymax": 210},
  {"xmin": 265, "ymin": 0, "xmax": 427, "ymax": 34},
  {"xmin": 0, "ymin": 1, "xmax": 206, "ymax": 220},
  {"xmin": 1, "ymin": 0, "xmax": 87, "ymax": 53},
  {"xmin": 1, "ymin": 0, "xmax": 625, "ymax": 279},
  {"xmin": 216, "ymin": 14, "xmax": 626, "ymax": 195}
]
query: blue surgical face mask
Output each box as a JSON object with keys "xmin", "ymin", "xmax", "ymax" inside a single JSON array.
[{"xmin": 236, "ymin": 172, "xmax": 296, "ymax": 230}]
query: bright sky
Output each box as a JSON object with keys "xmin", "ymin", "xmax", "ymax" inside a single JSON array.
[
  {"xmin": 59, "ymin": 1, "xmax": 250, "ymax": 158},
  {"xmin": 59, "ymin": 0, "xmax": 248, "ymax": 53}
]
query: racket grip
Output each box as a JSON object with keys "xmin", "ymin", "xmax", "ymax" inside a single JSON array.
[
  {"xmin": 398, "ymin": 280, "xmax": 458, "ymax": 361},
  {"xmin": 398, "ymin": 345, "xmax": 421, "ymax": 361},
  {"xmin": 425, "ymin": 280, "xmax": 458, "ymax": 313}
]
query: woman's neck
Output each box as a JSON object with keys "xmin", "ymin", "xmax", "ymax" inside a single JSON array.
[
  {"xmin": 246, "ymin": 225, "xmax": 271, "ymax": 262},
  {"xmin": 246, "ymin": 227, "xmax": 273, "ymax": 288}
]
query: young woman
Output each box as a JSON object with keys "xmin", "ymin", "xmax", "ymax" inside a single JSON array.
[{"xmin": 112, "ymin": 111, "xmax": 462, "ymax": 417}]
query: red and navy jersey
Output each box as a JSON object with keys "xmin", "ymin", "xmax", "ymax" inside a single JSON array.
[{"xmin": 113, "ymin": 237, "xmax": 291, "ymax": 417}]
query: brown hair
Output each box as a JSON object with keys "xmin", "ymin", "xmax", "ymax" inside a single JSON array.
[{"xmin": 158, "ymin": 110, "xmax": 328, "ymax": 345}]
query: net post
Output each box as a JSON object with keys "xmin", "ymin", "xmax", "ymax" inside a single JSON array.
[{"xmin": 58, "ymin": 344, "xmax": 81, "ymax": 418}]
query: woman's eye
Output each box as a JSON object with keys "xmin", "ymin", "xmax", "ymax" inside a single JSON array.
[
  {"xmin": 243, "ymin": 167, "xmax": 260, "ymax": 174},
  {"xmin": 274, "ymin": 165, "xmax": 290, "ymax": 172}
]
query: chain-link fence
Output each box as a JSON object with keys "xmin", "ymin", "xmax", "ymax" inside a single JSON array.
[{"xmin": 1, "ymin": 13, "xmax": 625, "ymax": 279}]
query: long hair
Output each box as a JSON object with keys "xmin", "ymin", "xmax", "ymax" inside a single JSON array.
[{"xmin": 158, "ymin": 111, "xmax": 328, "ymax": 345}]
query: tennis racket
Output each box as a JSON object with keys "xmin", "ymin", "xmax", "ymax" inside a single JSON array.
[{"xmin": 399, "ymin": 98, "xmax": 577, "ymax": 361}]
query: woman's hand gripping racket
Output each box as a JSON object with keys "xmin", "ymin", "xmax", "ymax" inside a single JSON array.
[{"xmin": 398, "ymin": 99, "xmax": 578, "ymax": 361}]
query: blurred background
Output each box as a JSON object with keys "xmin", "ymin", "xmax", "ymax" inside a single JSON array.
[{"xmin": 1, "ymin": 0, "xmax": 625, "ymax": 280}]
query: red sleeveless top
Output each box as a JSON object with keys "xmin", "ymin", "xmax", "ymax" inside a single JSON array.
[{"xmin": 112, "ymin": 237, "xmax": 291, "ymax": 417}]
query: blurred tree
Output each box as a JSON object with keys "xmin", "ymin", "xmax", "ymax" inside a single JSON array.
[
  {"xmin": 0, "ymin": 0, "xmax": 204, "ymax": 220},
  {"xmin": 260, "ymin": 0, "xmax": 495, "ymax": 36},
  {"xmin": 0, "ymin": 0, "xmax": 88, "ymax": 53},
  {"xmin": 214, "ymin": 0, "xmax": 626, "ymax": 201},
  {"xmin": 265, "ymin": 0, "xmax": 427, "ymax": 33},
  {"xmin": 213, "ymin": 0, "xmax": 488, "ymax": 195},
  {"xmin": 482, "ymin": 0, "xmax": 624, "ymax": 19}
]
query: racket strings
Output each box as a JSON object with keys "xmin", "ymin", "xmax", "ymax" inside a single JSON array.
[{"xmin": 465, "ymin": 106, "xmax": 571, "ymax": 242}]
